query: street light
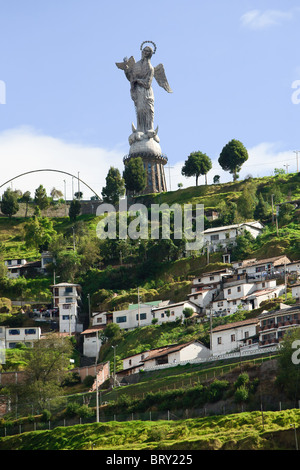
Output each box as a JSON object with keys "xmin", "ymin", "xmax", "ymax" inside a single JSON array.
[
  {"xmin": 87, "ymin": 293, "xmax": 91, "ymax": 326},
  {"xmin": 111, "ymin": 345, "xmax": 117, "ymax": 388}
]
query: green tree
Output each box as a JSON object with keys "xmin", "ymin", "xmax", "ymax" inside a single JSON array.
[
  {"xmin": 0, "ymin": 188, "xmax": 19, "ymax": 218},
  {"xmin": 102, "ymin": 167, "xmax": 125, "ymax": 206},
  {"xmin": 50, "ymin": 187, "xmax": 63, "ymax": 200},
  {"xmin": 237, "ymin": 184, "xmax": 258, "ymax": 220},
  {"xmin": 276, "ymin": 328, "xmax": 300, "ymax": 400},
  {"xmin": 19, "ymin": 334, "xmax": 74, "ymax": 409},
  {"xmin": 231, "ymin": 231, "xmax": 255, "ymax": 261},
  {"xmin": 254, "ymin": 193, "xmax": 270, "ymax": 221},
  {"xmin": 24, "ymin": 216, "xmax": 57, "ymax": 252},
  {"xmin": 123, "ymin": 157, "xmax": 147, "ymax": 194},
  {"xmin": 217, "ymin": 200, "xmax": 238, "ymax": 225},
  {"xmin": 218, "ymin": 139, "xmax": 248, "ymax": 181},
  {"xmin": 34, "ymin": 185, "xmax": 49, "ymax": 211},
  {"xmin": 278, "ymin": 203, "xmax": 294, "ymax": 227},
  {"xmin": 181, "ymin": 151, "xmax": 212, "ymax": 186},
  {"xmin": 69, "ymin": 199, "xmax": 81, "ymax": 221},
  {"xmin": 213, "ymin": 175, "xmax": 220, "ymax": 184},
  {"xmin": 20, "ymin": 190, "xmax": 32, "ymax": 217}
]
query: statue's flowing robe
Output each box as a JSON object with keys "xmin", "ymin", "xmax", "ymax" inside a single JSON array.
[{"xmin": 127, "ymin": 60, "xmax": 155, "ymax": 133}]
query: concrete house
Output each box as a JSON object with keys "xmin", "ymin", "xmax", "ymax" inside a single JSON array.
[
  {"xmin": 232, "ymin": 255, "xmax": 291, "ymax": 277},
  {"xmin": 151, "ymin": 300, "xmax": 201, "ymax": 324},
  {"xmin": 0, "ymin": 326, "xmax": 41, "ymax": 349},
  {"xmin": 211, "ymin": 318, "xmax": 259, "ymax": 356},
  {"xmin": 119, "ymin": 340, "xmax": 211, "ymax": 376},
  {"xmin": 258, "ymin": 304, "xmax": 300, "ymax": 347},
  {"xmin": 4, "ymin": 258, "xmax": 27, "ymax": 279},
  {"xmin": 203, "ymin": 221, "xmax": 263, "ymax": 252},
  {"xmin": 51, "ymin": 283, "xmax": 82, "ymax": 334},
  {"xmin": 81, "ymin": 325, "xmax": 103, "ymax": 358}
]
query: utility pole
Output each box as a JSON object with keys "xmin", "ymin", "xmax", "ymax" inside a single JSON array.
[
  {"xmin": 284, "ymin": 163, "xmax": 290, "ymax": 174},
  {"xmin": 294, "ymin": 151, "xmax": 300, "ymax": 173},
  {"xmin": 271, "ymin": 194, "xmax": 275, "ymax": 225},
  {"xmin": 112, "ymin": 345, "xmax": 116, "ymax": 388},
  {"xmin": 64, "ymin": 179, "xmax": 67, "ymax": 216},
  {"xmin": 95, "ymin": 334, "xmax": 99, "ymax": 423},
  {"xmin": 87, "ymin": 293, "xmax": 91, "ymax": 326},
  {"xmin": 137, "ymin": 286, "xmax": 140, "ymax": 327},
  {"xmin": 167, "ymin": 163, "xmax": 174, "ymax": 191}
]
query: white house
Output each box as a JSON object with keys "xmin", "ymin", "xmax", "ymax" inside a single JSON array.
[
  {"xmin": 232, "ymin": 255, "xmax": 291, "ymax": 277},
  {"xmin": 211, "ymin": 318, "xmax": 259, "ymax": 356},
  {"xmin": 51, "ymin": 282, "xmax": 82, "ymax": 334},
  {"xmin": 291, "ymin": 283, "xmax": 300, "ymax": 300},
  {"xmin": 0, "ymin": 326, "xmax": 41, "ymax": 349},
  {"xmin": 151, "ymin": 300, "xmax": 201, "ymax": 324},
  {"xmin": 119, "ymin": 340, "xmax": 211, "ymax": 375},
  {"xmin": 212, "ymin": 277, "xmax": 285, "ymax": 316},
  {"xmin": 4, "ymin": 258, "xmax": 27, "ymax": 279},
  {"xmin": 142, "ymin": 340, "xmax": 211, "ymax": 369},
  {"xmin": 81, "ymin": 326, "xmax": 103, "ymax": 358},
  {"xmin": 203, "ymin": 221, "xmax": 264, "ymax": 252},
  {"xmin": 92, "ymin": 311, "xmax": 108, "ymax": 327}
]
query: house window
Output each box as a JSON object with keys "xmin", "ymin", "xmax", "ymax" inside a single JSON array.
[
  {"xmin": 8, "ymin": 329, "xmax": 20, "ymax": 335},
  {"xmin": 262, "ymin": 282, "xmax": 265, "ymax": 288},
  {"xmin": 217, "ymin": 302, "xmax": 223, "ymax": 307},
  {"xmin": 231, "ymin": 334, "xmax": 235, "ymax": 342},
  {"xmin": 171, "ymin": 311, "xmax": 175, "ymax": 316},
  {"xmin": 97, "ymin": 318, "xmax": 102, "ymax": 323},
  {"xmin": 245, "ymin": 331, "xmax": 249, "ymax": 338},
  {"xmin": 237, "ymin": 286, "xmax": 241, "ymax": 292},
  {"xmin": 63, "ymin": 304, "xmax": 71, "ymax": 309},
  {"xmin": 161, "ymin": 313, "xmax": 164, "ymax": 318},
  {"xmin": 233, "ymin": 300, "xmax": 237, "ymax": 305},
  {"xmin": 211, "ymin": 234, "xmax": 219, "ymax": 241},
  {"xmin": 25, "ymin": 329, "xmax": 36, "ymax": 335},
  {"xmin": 129, "ymin": 359, "xmax": 132, "ymax": 366},
  {"xmin": 65, "ymin": 297, "xmax": 73, "ymax": 303},
  {"xmin": 62, "ymin": 315, "xmax": 70, "ymax": 320},
  {"xmin": 65, "ymin": 287, "xmax": 73, "ymax": 293},
  {"xmin": 210, "ymin": 276, "xmax": 214, "ymax": 281},
  {"xmin": 217, "ymin": 337, "xmax": 222, "ymax": 344},
  {"xmin": 136, "ymin": 313, "xmax": 147, "ymax": 321},
  {"xmin": 228, "ymin": 289, "xmax": 231, "ymax": 294},
  {"xmin": 116, "ymin": 316, "xmax": 127, "ymax": 324}
]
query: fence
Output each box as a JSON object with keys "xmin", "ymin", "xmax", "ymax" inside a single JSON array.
[{"xmin": 1, "ymin": 398, "xmax": 300, "ymax": 438}]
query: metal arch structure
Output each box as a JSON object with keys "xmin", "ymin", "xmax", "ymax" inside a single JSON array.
[{"xmin": 0, "ymin": 169, "xmax": 101, "ymax": 200}]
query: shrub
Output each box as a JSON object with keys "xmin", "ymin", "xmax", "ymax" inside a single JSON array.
[
  {"xmin": 234, "ymin": 386, "xmax": 249, "ymax": 403},
  {"xmin": 83, "ymin": 375, "xmax": 95, "ymax": 388},
  {"xmin": 41, "ymin": 409, "xmax": 51, "ymax": 422},
  {"xmin": 207, "ymin": 380, "xmax": 229, "ymax": 403},
  {"xmin": 234, "ymin": 372, "xmax": 249, "ymax": 389}
]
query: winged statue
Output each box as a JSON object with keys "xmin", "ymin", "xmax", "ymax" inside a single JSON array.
[{"xmin": 116, "ymin": 41, "xmax": 172, "ymax": 136}]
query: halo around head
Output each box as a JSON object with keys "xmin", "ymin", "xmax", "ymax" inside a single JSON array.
[{"xmin": 140, "ymin": 41, "xmax": 157, "ymax": 54}]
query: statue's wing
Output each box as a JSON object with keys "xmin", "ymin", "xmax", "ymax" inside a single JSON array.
[
  {"xmin": 116, "ymin": 56, "xmax": 135, "ymax": 70},
  {"xmin": 154, "ymin": 64, "xmax": 173, "ymax": 93}
]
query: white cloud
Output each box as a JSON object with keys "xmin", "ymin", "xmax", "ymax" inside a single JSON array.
[
  {"xmin": 240, "ymin": 9, "xmax": 294, "ymax": 30},
  {"xmin": 0, "ymin": 126, "xmax": 125, "ymax": 199}
]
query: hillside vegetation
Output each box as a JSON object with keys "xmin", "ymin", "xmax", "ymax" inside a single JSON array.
[{"xmin": 1, "ymin": 409, "xmax": 300, "ymax": 450}]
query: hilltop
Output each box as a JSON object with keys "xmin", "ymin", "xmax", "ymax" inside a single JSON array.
[{"xmin": 1, "ymin": 172, "xmax": 300, "ymax": 313}]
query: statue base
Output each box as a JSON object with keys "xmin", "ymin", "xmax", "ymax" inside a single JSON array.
[{"xmin": 123, "ymin": 126, "xmax": 168, "ymax": 195}]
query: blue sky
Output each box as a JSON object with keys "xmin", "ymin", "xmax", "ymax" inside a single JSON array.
[{"xmin": 1, "ymin": 0, "xmax": 300, "ymax": 199}]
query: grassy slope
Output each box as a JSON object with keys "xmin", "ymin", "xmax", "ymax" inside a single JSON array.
[{"xmin": 0, "ymin": 409, "xmax": 299, "ymax": 450}]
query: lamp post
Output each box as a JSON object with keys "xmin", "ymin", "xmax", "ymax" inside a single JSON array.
[
  {"xmin": 87, "ymin": 293, "xmax": 91, "ymax": 326},
  {"xmin": 112, "ymin": 345, "xmax": 116, "ymax": 388}
]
